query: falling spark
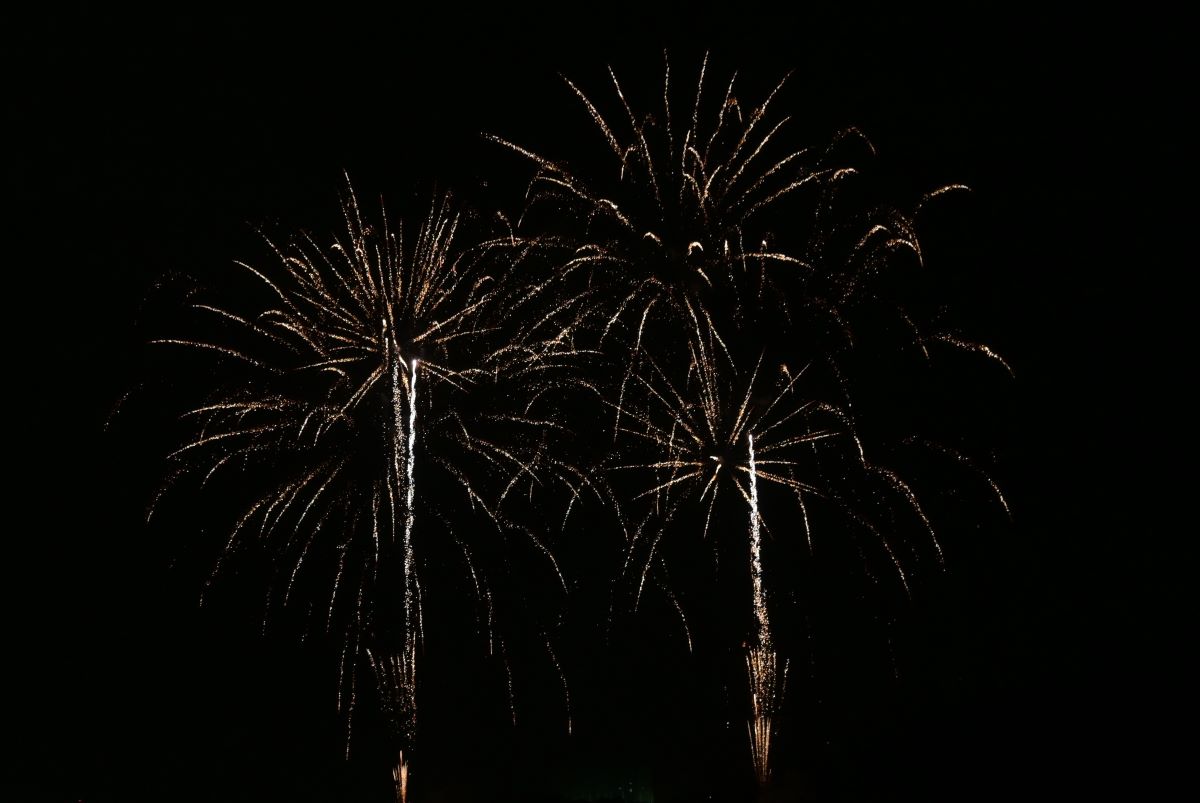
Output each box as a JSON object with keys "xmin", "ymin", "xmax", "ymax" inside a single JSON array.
[
  {"xmin": 546, "ymin": 638, "xmax": 573, "ymax": 735},
  {"xmin": 930, "ymin": 334, "xmax": 1016, "ymax": 378}
]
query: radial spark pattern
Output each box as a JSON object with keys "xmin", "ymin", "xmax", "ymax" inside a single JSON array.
[
  {"xmin": 155, "ymin": 182, "xmax": 591, "ymax": 756},
  {"xmin": 149, "ymin": 52, "xmax": 1010, "ymax": 792}
]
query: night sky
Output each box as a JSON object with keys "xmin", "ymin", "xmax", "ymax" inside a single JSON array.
[{"xmin": 8, "ymin": 4, "xmax": 1183, "ymax": 802}]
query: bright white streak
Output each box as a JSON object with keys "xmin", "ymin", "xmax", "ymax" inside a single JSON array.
[
  {"xmin": 388, "ymin": 346, "xmax": 419, "ymax": 748},
  {"xmin": 748, "ymin": 433, "xmax": 769, "ymax": 644},
  {"xmin": 746, "ymin": 434, "xmax": 780, "ymax": 784},
  {"xmin": 405, "ymin": 358, "xmax": 418, "ymax": 623},
  {"xmin": 402, "ymin": 360, "xmax": 419, "ymax": 729}
]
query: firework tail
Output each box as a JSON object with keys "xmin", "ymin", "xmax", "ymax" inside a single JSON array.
[
  {"xmin": 387, "ymin": 346, "xmax": 421, "ymax": 737},
  {"xmin": 745, "ymin": 434, "xmax": 786, "ymax": 784},
  {"xmin": 746, "ymin": 643, "xmax": 788, "ymax": 785},
  {"xmin": 393, "ymin": 749, "xmax": 409, "ymax": 803}
]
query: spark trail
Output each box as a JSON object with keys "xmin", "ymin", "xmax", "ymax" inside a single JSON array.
[
  {"xmin": 386, "ymin": 347, "xmax": 421, "ymax": 756},
  {"xmin": 748, "ymin": 433, "xmax": 767, "ymax": 642},
  {"xmin": 745, "ymin": 432, "xmax": 784, "ymax": 784}
]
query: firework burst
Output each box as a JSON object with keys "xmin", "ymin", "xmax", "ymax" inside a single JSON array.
[
  {"xmin": 487, "ymin": 54, "xmax": 1009, "ymax": 784},
  {"xmin": 612, "ymin": 311, "xmax": 953, "ymax": 600},
  {"xmin": 152, "ymin": 180, "xmax": 592, "ymax": 782},
  {"xmin": 143, "ymin": 47, "xmax": 1011, "ymax": 790},
  {"xmin": 611, "ymin": 322, "xmax": 971, "ymax": 781},
  {"xmin": 488, "ymin": 53, "xmax": 844, "ymax": 434}
]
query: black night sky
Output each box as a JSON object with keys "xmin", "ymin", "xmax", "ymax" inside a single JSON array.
[{"xmin": 8, "ymin": 4, "xmax": 1184, "ymax": 802}]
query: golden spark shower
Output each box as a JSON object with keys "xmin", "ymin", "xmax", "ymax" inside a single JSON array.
[{"xmin": 149, "ymin": 52, "xmax": 1010, "ymax": 796}]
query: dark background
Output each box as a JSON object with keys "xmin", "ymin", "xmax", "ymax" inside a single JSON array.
[{"xmin": 7, "ymin": 3, "xmax": 1183, "ymax": 801}]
